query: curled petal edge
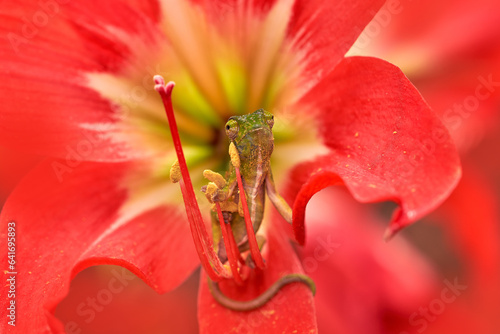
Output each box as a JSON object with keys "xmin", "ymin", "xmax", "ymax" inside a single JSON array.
[{"xmin": 291, "ymin": 167, "xmax": 461, "ymax": 245}]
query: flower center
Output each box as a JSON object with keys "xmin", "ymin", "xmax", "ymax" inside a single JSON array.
[
  {"xmin": 82, "ymin": 0, "xmax": 325, "ymax": 266},
  {"xmin": 87, "ymin": 0, "xmax": 303, "ymax": 149}
]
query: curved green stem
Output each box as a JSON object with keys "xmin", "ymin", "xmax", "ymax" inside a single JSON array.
[{"xmin": 207, "ymin": 274, "xmax": 316, "ymax": 311}]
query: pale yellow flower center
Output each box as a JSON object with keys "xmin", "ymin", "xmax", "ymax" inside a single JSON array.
[{"xmin": 85, "ymin": 0, "xmax": 326, "ymax": 222}]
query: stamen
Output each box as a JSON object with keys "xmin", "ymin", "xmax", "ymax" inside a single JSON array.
[
  {"xmin": 203, "ymin": 170, "xmax": 227, "ymax": 189},
  {"xmin": 155, "ymin": 75, "xmax": 231, "ymax": 280},
  {"xmin": 179, "ymin": 179, "xmax": 222, "ymax": 281},
  {"xmin": 224, "ymin": 214, "xmax": 244, "ymax": 265},
  {"xmin": 204, "ymin": 182, "xmax": 219, "ymax": 202},
  {"xmin": 215, "ymin": 203, "xmax": 243, "ymax": 285},
  {"xmin": 234, "ymin": 166, "xmax": 266, "ymax": 269}
]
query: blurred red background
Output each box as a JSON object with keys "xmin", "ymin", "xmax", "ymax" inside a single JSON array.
[{"xmin": 1, "ymin": 0, "xmax": 499, "ymax": 333}]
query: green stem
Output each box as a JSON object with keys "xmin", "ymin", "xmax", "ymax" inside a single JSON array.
[{"xmin": 207, "ymin": 274, "xmax": 316, "ymax": 311}]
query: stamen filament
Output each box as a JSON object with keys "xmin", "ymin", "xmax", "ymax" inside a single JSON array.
[
  {"xmin": 215, "ymin": 203, "xmax": 243, "ymax": 285},
  {"xmin": 179, "ymin": 179, "xmax": 222, "ymax": 281},
  {"xmin": 155, "ymin": 75, "xmax": 231, "ymax": 280},
  {"xmin": 224, "ymin": 214, "xmax": 244, "ymax": 265},
  {"xmin": 234, "ymin": 166, "xmax": 266, "ymax": 269}
]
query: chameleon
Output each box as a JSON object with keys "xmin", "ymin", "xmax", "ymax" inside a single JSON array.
[
  {"xmin": 154, "ymin": 76, "xmax": 315, "ymax": 311},
  {"xmin": 203, "ymin": 109, "xmax": 288, "ymax": 266}
]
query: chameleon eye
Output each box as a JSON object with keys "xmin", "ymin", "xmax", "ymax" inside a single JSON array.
[
  {"xmin": 225, "ymin": 119, "xmax": 239, "ymax": 140},
  {"xmin": 266, "ymin": 114, "xmax": 274, "ymax": 129}
]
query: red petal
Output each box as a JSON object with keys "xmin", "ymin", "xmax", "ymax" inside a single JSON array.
[
  {"xmin": 0, "ymin": 1, "xmax": 161, "ymax": 159},
  {"xmin": 197, "ymin": 221, "xmax": 317, "ymax": 333},
  {"xmin": 62, "ymin": 0, "xmax": 162, "ymax": 70},
  {"xmin": 287, "ymin": 0, "xmax": 385, "ymax": 88},
  {"xmin": 436, "ymin": 165, "xmax": 500, "ymax": 281},
  {"xmin": 416, "ymin": 66, "xmax": 500, "ymax": 153},
  {"xmin": 0, "ymin": 160, "xmax": 198, "ymax": 333},
  {"xmin": 291, "ymin": 56, "xmax": 461, "ymax": 244},
  {"xmin": 0, "ymin": 146, "xmax": 41, "ymax": 206},
  {"xmin": 301, "ymin": 188, "xmax": 436, "ymax": 333},
  {"xmin": 65, "ymin": 0, "xmax": 160, "ymax": 35},
  {"xmin": 422, "ymin": 165, "xmax": 500, "ymax": 334},
  {"xmin": 360, "ymin": 0, "xmax": 500, "ymax": 64},
  {"xmin": 55, "ymin": 266, "xmax": 200, "ymax": 334},
  {"xmin": 0, "ymin": 73, "xmax": 133, "ymax": 160},
  {"xmin": 56, "ymin": 266, "xmax": 199, "ymax": 334},
  {"xmin": 350, "ymin": 0, "xmax": 500, "ymax": 154},
  {"xmin": 190, "ymin": 0, "xmax": 279, "ymax": 16},
  {"xmin": 190, "ymin": 0, "xmax": 384, "ymax": 90}
]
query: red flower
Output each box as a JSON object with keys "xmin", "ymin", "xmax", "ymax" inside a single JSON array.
[
  {"xmin": 350, "ymin": 0, "xmax": 500, "ymax": 154},
  {"xmin": 342, "ymin": 0, "xmax": 500, "ymax": 332},
  {"xmin": 0, "ymin": 0, "xmax": 460, "ymax": 333}
]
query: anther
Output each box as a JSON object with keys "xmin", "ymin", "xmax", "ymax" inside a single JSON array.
[
  {"xmin": 203, "ymin": 170, "xmax": 226, "ymax": 189},
  {"xmin": 229, "ymin": 142, "xmax": 240, "ymax": 168},
  {"xmin": 170, "ymin": 160, "xmax": 182, "ymax": 183}
]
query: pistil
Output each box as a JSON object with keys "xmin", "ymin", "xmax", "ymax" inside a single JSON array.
[{"xmin": 155, "ymin": 75, "xmax": 230, "ymax": 281}]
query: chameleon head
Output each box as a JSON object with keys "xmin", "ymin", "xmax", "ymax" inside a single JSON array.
[{"xmin": 224, "ymin": 109, "xmax": 275, "ymax": 165}]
